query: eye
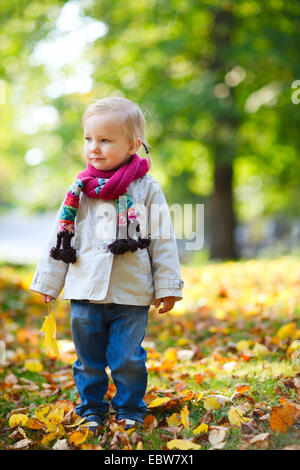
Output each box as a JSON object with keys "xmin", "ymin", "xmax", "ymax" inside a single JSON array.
[
  {"xmin": 101, "ymin": 138, "xmax": 110, "ymax": 143},
  {"xmin": 85, "ymin": 137, "xmax": 92, "ymax": 142}
]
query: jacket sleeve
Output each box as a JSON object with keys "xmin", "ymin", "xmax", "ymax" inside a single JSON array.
[
  {"xmin": 29, "ymin": 202, "xmax": 69, "ymax": 299},
  {"xmin": 145, "ymin": 178, "xmax": 184, "ymax": 301}
]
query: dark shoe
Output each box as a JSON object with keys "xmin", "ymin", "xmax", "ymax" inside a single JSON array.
[
  {"xmin": 120, "ymin": 418, "xmax": 141, "ymax": 431},
  {"xmin": 81, "ymin": 413, "xmax": 105, "ymax": 433}
]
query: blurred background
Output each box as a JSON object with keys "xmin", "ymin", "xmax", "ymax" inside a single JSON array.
[
  {"xmin": 0, "ymin": 0, "xmax": 300, "ymax": 265},
  {"xmin": 0, "ymin": 4, "xmax": 300, "ymax": 451}
]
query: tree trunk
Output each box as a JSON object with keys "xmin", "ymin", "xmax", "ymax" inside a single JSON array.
[
  {"xmin": 209, "ymin": 163, "xmax": 238, "ymax": 260},
  {"xmin": 208, "ymin": 7, "xmax": 239, "ymax": 260}
]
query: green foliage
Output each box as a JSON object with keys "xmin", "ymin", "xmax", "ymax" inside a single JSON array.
[{"xmin": 0, "ymin": 0, "xmax": 300, "ymax": 220}]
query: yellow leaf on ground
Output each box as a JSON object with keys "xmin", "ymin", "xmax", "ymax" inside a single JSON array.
[
  {"xmin": 24, "ymin": 358, "xmax": 43, "ymax": 372},
  {"xmin": 180, "ymin": 405, "xmax": 189, "ymax": 429},
  {"xmin": 148, "ymin": 397, "xmax": 170, "ymax": 408},
  {"xmin": 136, "ymin": 441, "xmax": 143, "ymax": 450},
  {"xmin": 252, "ymin": 343, "xmax": 269, "ymax": 356},
  {"xmin": 167, "ymin": 413, "xmax": 181, "ymax": 427},
  {"xmin": 9, "ymin": 414, "xmax": 29, "ymax": 428},
  {"xmin": 236, "ymin": 340, "xmax": 252, "ymax": 352},
  {"xmin": 276, "ymin": 322, "xmax": 297, "ymax": 341},
  {"xmin": 203, "ymin": 397, "xmax": 222, "ymax": 411},
  {"xmin": 163, "ymin": 348, "xmax": 177, "ymax": 362},
  {"xmin": 81, "ymin": 443, "xmax": 103, "ymax": 450},
  {"xmin": 193, "ymin": 423, "xmax": 209, "ymax": 435},
  {"xmin": 228, "ymin": 407, "xmax": 250, "ymax": 427},
  {"xmin": 249, "ymin": 433, "xmax": 270, "ymax": 445},
  {"xmin": 69, "ymin": 428, "xmax": 89, "ymax": 446},
  {"xmin": 27, "ymin": 417, "xmax": 46, "ymax": 430},
  {"xmin": 167, "ymin": 439, "xmax": 201, "ymax": 450},
  {"xmin": 34, "ymin": 404, "xmax": 53, "ymax": 423},
  {"xmin": 41, "ymin": 432, "xmax": 57, "ymax": 446},
  {"xmin": 142, "ymin": 414, "xmax": 157, "ymax": 432},
  {"xmin": 287, "ymin": 340, "xmax": 300, "ymax": 355}
]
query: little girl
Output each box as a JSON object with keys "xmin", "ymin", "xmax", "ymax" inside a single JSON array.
[{"xmin": 30, "ymin": 97, "xmax": 184, "ymax": 432}]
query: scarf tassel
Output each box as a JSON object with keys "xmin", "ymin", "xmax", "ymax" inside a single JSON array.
[
  {"xmin": 107, "ymin": 220, "xmax": 151, "ymax": 255},
  {"xmin": 108, "ymin": 236, "xmax": 151, "ymax": 255},
  {"xmin": 49, "ymin": 231, "xmax": 77, "ymax": 264}
]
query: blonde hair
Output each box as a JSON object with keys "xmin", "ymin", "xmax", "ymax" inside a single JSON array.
[{"xmin": 82, "ymin": 97, "xmax": 152, "ymax": 169}]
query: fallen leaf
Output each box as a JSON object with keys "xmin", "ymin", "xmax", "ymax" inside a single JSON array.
[
  {"xmin": 180, "ymin": 405, "xmax": 189, "ymax": 429},
  {"xmin": 24, "ymin": 358, "xmax": 43, "ymax": 372},
  {"xmin": 236, "ymin": 340, "xmax": 252, "ymax": 352},
  {"xmin": 52, "ymin": 439, "xmax": 70, "ymax": 450},
  {"xmin": 249, "ymin": 433, "xmax": 270, "ymax": 445},
  {"xmin": 167, "ymin": 413, "xmax": 181, "ymax": 427},
  {"xmin": 41, "ymin": 432, "xmax": 58, "ymax": 446},
  {"xmin": 34, "ymin": 404, "xmax": 53, "ymax": 423},
  {"xmin": 148, "ymin": 397, "xmax": 171, "ymax": 408},
  {"xmin": 12, "ymin": 438, "xmax": 32, "ymax": 449},
  {"xmin": 252, "ymin": 343, "xmax": 269, "ymax": 356},
  {"xmin": 167, "ymin": 439, "xmax": 201, "ymax": 450},
  {"xmin": 193, "ymin": 423, "xmax": 209, "ymax": 435},
  {"xmin": 208, "ymin": 428, "xmax": 226, "ymax": 446},
  {"xmin": 287, "ymin": 340, "xmax": 300, "ymax": 355},
  {"xmin": 8, "ymin": 414, "xmax": 29, "ymax": 428},
  {"xmin": 27, "ymin": 417, "xmax": 46, "ymax": 430},
  {"xmin": 276, "ymin": 322, "xmax": 297, "ymax": 341},
  {"xmin": 270, "ymin": 404, "xmax": 297, "ymax": 433},
  {"xmin": 81, "ymin": 443, "xmax": 103, "ymax": 450},
  {"xmin": 69, "ymin": 428, "xmax": 89, "ymax": 446},
  {"xmin": 228, "ymin": 407, "xmax": 250, "ymax": 427},
  {"xmin": 236, "ymin": 384, "xmax": 251, "ymax": 394},
  {"xmin": 204, "ymin": 395, "xmax": 230, "ymax": 410}
]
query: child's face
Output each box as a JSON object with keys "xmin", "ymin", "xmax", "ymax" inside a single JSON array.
[{"xmin": 84, "ymin": 113, "xmax": 137, "ymax": 171}]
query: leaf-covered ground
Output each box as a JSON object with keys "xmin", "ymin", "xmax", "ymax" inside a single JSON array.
[{"xmin": 0, "ymin": 257, "xmax": 299, "ymax": 450}]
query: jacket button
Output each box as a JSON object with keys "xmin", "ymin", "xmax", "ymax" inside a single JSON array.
[{"xmin": 104, "ymin": 211, "xmax": 112, "ymax": 222}]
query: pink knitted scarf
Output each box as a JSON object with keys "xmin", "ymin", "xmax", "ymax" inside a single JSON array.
[{"xmin": 77, "ymin": 153, "xmax": 148, "ymax": 199}]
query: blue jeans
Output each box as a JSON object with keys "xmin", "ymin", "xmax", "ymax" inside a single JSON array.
[{"xmin": 70, "ymin": 300, "xmax": 149, "ymax": 423}]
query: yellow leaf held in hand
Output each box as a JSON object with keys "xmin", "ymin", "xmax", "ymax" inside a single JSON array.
[
  {"xmin": 228, "ymin": 407, "xmax": 250, "ymax": 427},
  {"xmin": 167, "ymin": 439, "xmax": 201, "ymax": 450},
  {"xmin": 40, "ymin": 308, "xmax": 59, "ymax": 359},
  {"xmin": 69, "ymin": 428, "xmax": 90, "ymax": 446},
  {"xmin": 9, "ymin": 414, "xmax": 29, "ymax": 428}
]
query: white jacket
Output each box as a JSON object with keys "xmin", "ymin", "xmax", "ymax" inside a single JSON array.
[{"xmin": 30, "ymin": 174, "xmax": 184, "ymax": 306}]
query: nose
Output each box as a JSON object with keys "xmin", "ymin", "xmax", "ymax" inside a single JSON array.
[{"xmin": 91, "ymin": 141, "xmax": 99, "ymax": 151}]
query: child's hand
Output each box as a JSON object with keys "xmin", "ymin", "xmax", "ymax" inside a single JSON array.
[
  {"xmin": 41, "ymin": 294, "xmax": 55, "ymax": 303},
  {"xmin": 155, "ymin": 296, "xmax": 178, "ymax": 314}
]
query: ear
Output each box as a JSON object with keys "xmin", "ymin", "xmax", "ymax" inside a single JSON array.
[{"xmin": 129, "ymin": 138, "xmax": 142, "ymax": 154}]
